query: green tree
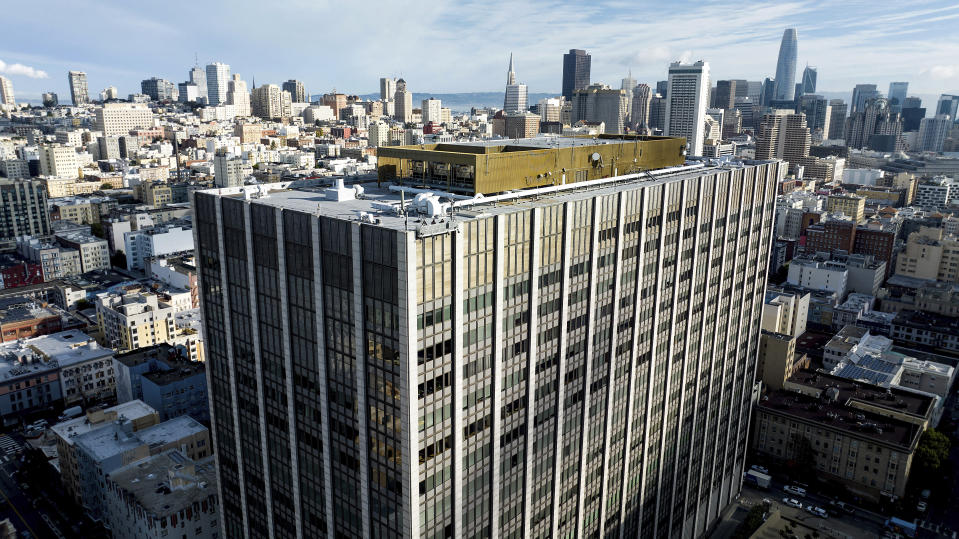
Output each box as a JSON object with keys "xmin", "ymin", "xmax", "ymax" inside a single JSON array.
[
  {"xmin": 89, "ymin": 222, "xmax": 105, "ymax": 238},
  {"xmin": 914, "ymin": 429, "xmax": 951, "ymax": 477},
  {"xmin": 732, "ymin": 505, "xmax": 765, "ymax": 539},
  {"xmin": 74, "ymin": 299, "xmax": 93, "ymax": 311},
  {"xmin": 100, "ymin": 182, "xmax": 113, "ymax": 190}
]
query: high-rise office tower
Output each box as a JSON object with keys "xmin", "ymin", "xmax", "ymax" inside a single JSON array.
[
  {"xmin": 918, "ymin": 116, "xmax": 952, "ymax": 152},
  {"xmin": 665, "ymin": 60, "xmax": 710, "ymax": 156},
  {"xmin": 733, "ymin": 97, "xmax": 755, "ymax": 130},
  {"xmin": 190, "ymin": 65, "xmax": 208, "ymax": 102},
  {"xmin": 206, "ymin": 62, "xmax": 231, "ymax": 106},
  {"xmin": 755, "ymin": 110, "xmax": 811, "ymax": 166},
  {"xmin": 845, "ymin": 98, "xmax": 903, "ymax": 151},
  {"xmin": 900, "ymin": 98, "xmax": 925, "ymax": 132},
  {"xmin": 798, "ymin": 94, "xmax": 831, "ymax": 135},
  {"xmin": 195, "ymin": 139, "xmax": 782, "ymax": 539},
  {"xmin": 827, "ymin": 100, "xmax": 847, "ymax": 140},
  {"xmin": 227, "ymin": 75, "xmax": 251, "ymax": 117},
  {"xmin": 503, "ymin": 54, "xmax": 528, "ymax": 114},
  {"xmin": 562, "ymin": 49, "xmax": 591, "ymax": 100},
  {"xmin": 380, "ymin": 77, "xmax": 396, "ymax": 101},
  {"xmin": 141, "ymin": 77, "xmax": 178, "ymax": 101},
  {"xmin": 283, "ymin": 80, "xmax": 306, "ymax": 103},
  {"xmin": 648, "ymin": 93, "xmax": 667, "ymax": 132},
  {"xmin": 394, "ymin": 79, "xmax": 413, "ymax": 123},
  {"xmin": 42, "ymin": 92, "xmax": 58, "ymax": 107},
  {"xmin": 571, "ymin": 84, "xmax": 627, "ymax": 134},
  {"xmin": 656, "ymin": 80, "xmax": 669, "ymax": 99},
  {"xmin": 800, "ymin": 66, "xmax": 816, "ymax": 95},
  {"xmin": 0, "ymin": 76, "xmax": 13, "ymax": 106},
  {"xmin": 887, "ymin": 82, "xmax": 908, "ymax": 112},
  {"xmin": 252, "ymin": 84, "xmax": 286, "ymax": 119},
  {"xmin": 621, "ymin": 69, "xmax": 637, "ymax": 119},
  {"xmin": 68, "ymin": 71, "xmax": 89, "ymax": 105},
  {"xmin": 773, "ymin": 29, "xmax": 798, "ymax": 101},
  {"xmin": 851, "ymin": 84, "xmax": 879, "ymax": 113},
  {"xmin": 761, "ymin": 78, "xmax": 775, "ymax": 107},
  {"xmin": 713, "ymin": 80, "xmax": 737, "ymax": 110},
  {"xmin": 936, "ymin": 94, "xmax": 959, "ymax": 119},
  {"xmin": 630, "ymin": 84, "xmax": 652, "ymax": 131}
]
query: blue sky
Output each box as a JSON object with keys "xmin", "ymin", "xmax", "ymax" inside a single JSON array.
[{"xmin": 2, "ymin": 0, "xmax": 958, "ymax": 102}]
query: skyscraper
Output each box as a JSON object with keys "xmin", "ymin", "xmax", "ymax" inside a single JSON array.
[
  {"xmin": 394, "ymin": 79, "xmax": 412, "ymax": 122},
  {"xmin": 621, "ymin": 69, "xmax": 637, "ymax": 119},
  {"xmin": 379, "ymin": 77, "xmax": 396, "ymax": 101},
  {"xmin": 0, "ymin": 76, "xmax": 13, "ymax": 106},
  {"xmin": 798, "ymin": 94, "xmax": 831, "ymax": 135},
  {"xmin": 190, "ymin": 65, "xmax": 208, "ymax": 102},
  {"xmin": 195, "ymin": 141, "xmax": 782, "ymax": 539},
  {"xmin": 68, "ymin": 71, "xmax": 89, "ymax": 106},
  {"xmin": 936, "ymin": 94, "xmax": 959, "ymax": 119},
  {"xmin": 648, "ymin": 93, "xmax": 667, "ymax": 132},
  {"xmin": 630, "ymin": 84, "xmax": 652, "ymax": 132},
  {"xmin": 140, "ymin": 77, "xmax": 178, "ymax": 101},
  {"xmin": 851, "ymin": 84, "xmax": 879, "ymax": 113},
  {"xmin": 422, "ymin": 97, "xmax": 442, "ymax": 124},
  {"xmin": 571, "ymin": 84, "xmax": 627, "ymax": 134},
  {"xmin": 773, "ymin": 29, "xmax": 798, "ymax": 101},
  {"xmin": 918, "ymin": 116, "xmax": 952, "ymax": 152},
  {"xmin": 887, "ymin": 82, "xmax": 908, "ymax": 112},
  {"xmin": 713, "ymin": 80, "xmax": 737, "ymax": 110},
  {"xmin": 800, "ymin": 66, "xmax": 817, "ymax": 95},
  {"xmin": 755, "ymin": 110, "xmax": 811, "ymax": 166},
  {"xmin": 845, "ymin": 98, "xmax": 903, "ymax": 150},
  {"xmin": 562, "ymin": 49, "xmax": 591, "ymax": 100},
  {"xmin": 503, "ymin": 54, "xmax": 528, "ymax": 113},
  {"xmin": 665, "ymin": 60, "xmax": 710, "ymax": 156},
  {"xmin": 827, "ymin": 99, "xmax": 847, "ymax": 140},
  {"xmin": 206, "ymin": 62, "xmax": 231, "ymax": 106},
  {"xmin": 283, "ymin": 80, "xmax": 306, "ymax": 103}
]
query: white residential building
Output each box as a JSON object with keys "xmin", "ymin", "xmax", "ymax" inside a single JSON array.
[
  {"xmin": 787, "ymin": 257, "xmax": 848, "ymax": 297},
  {"xmin": 39, "ymin": 145, "xmax": 80, "ymax": 179},
  {"xmin": 124, "ymin": 225, "xmax": 195, "ymax": 271}
]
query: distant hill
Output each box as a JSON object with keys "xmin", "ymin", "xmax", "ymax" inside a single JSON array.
[{"xmin": 311, "ymin": 92, "xmax": 557, "ymax": 112}]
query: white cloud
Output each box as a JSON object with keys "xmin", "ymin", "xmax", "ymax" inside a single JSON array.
[
  {"xmin": 0, "ymin": 59, "xmax": 49, "ymax": 79},
  {"xmin": 921, "ymin": 65, "xmax": 959, "ymax": 79}
]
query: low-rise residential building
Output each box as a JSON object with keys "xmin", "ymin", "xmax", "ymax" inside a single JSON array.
[
  {"xmin": 890, "ymin": 310, "xmax": 959, "ymax": 355},
  {"xmin": 54, "ymin": 231, "xmax": 109, "ymax": 273},
  {"xmin": 761, "ymin": 289, "xmax": 810, "ymax": 337},
  {"xmin": 147, "ymin": 255, "xmax": 197, "ymax": 308},
  {"xmin": 753, "ymin": 371, "xmax": 933, "ymax": 503},
  {"xmin": 124, "ymin": 224, "xmax": 194, "ymax": 272},
  {"xmin": 25, "ymin": 330, "xmax": 115, "ymax": 405},
  {"xmin": 102, "ymin": 450, "xmax": 219, "ymax": 539},
  {"xmin": 0, "ymin": 342, "xmax": 61, "ymax": 426},
  {"xmin": 894, "ymin": 226, "xmax": 959, "ymax": 283},
  {"xmin": 787, "ymin": 257, "xmax": 848, "ymax": 297},
  {"xmin": 832, "ymin": 293, "xmax": 875, "ymax": 330},
  {"xmin": 51, "ymin": 400, "xmax": 160, "ymax": 505},
  {"xmin": 114, "ymin": 344, "xmax": 208, "ymax": 422},
  {"xmin": 0, "ymin": 296, "xmax": 63, "ymax": 343},
  {"xmin": 134, "ymin": 182, "xmax": 172, "ymax": 207},
  {"xmin": 757, "ymin": 331, "xmax": 809, "ymax": 390},
  {"xmin": 826, "ymin": 193, "xmax": 866, "ymax": 222},
  {"xmin": 49, "ymin": 196, "xmax": 118, "ymax": 225},
  {"xmin": 96, "ymin": 290, "xmax": 175, "ymax": 353},
  {"xmin": 74, "ymin": 415, "xmax": 210, "ymax": 521}
]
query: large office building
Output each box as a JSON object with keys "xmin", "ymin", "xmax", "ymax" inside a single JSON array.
[
  {"xmin": 799, "ymin": 66, "xmax": 816, "ymax": 96},
  {"xmin": 773, "ymin": 29, "xmax": 798, "ymax": 101},
  {"xmin": 851, "ymin": 84, "xmax": 880, "ymax": 113},
  {"xmin": 665, "ymin": 60, "xmax": 710, "ymax": 156},
  {"xmin": 282, "ymin": 79, "xmax": 306, "ymax": 103},
  {"xmin": 630, "ymin": 84, "xmax": 653, "ymax": 132},
  {"xmin": 562, "ymin": 49, "xmax": 591, "ymax": 100},
  {"xmin": 0, "ymin": 179, "xmax": 51, "ymax": 251},
  {"xmin": 206, "ymin": 62, "xmax": 231, "ymax": 106},
  {"xmin": 190, "ymin": 65, "xmax": 208, "ymax": 102},
  {"xmin": 888, "ymin": 82, "xmax": 908, "ymax": 112},
  {"xmin": 394, "ymin": 79, "xmax": 413, "ymax": 123},
  {"xmin": 68, "ymin": 71, "xmax": 89, "ymax": 106},
  {"xmin": 571, "ymin": 84, "xmax": 627, "ymax": 134},
  {"xmin": 196, "ymin": 135, "xmax": 782, "ymax": 538},
  {"xmin": 380, "ymin": 77, "xmax": 397, "ymax": 101},
  {"xmin": 141, "ymin": 77, "xmax": 177, "ymax": 101}
]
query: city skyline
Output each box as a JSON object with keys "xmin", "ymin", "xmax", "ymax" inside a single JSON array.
[{"xmin": 3, "ymin": 1, "xmax": 959, "ymax": 101}]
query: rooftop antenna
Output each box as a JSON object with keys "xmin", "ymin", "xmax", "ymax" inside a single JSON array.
[{"xmin": 194, "ymin": 52, "xmax": 199, "ymax": 67}]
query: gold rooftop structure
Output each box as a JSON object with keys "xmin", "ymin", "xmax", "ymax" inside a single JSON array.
[{"xmin": 376, "ymin": 134, "xmax": 687, "ymax": 195}]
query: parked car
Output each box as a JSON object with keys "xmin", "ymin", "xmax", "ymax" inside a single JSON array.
[
  {"xmin": 784, "ymin": 485, "xmax": 806, "ymax": 497},
  {"xmin": 750, "ymin": 464, "xmax": 769, "ymax": 474},
  {"xmin": 783, "ymin": 497, "xmax": 803, "ymax": 509},
  {"xmin": 829, "ymin": 500, "xmax": 856, "ymax": 515}
]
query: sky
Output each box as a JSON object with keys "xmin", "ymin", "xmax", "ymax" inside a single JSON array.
[{"xmin": 2, "ymin": 0, "xmax": 959, "ymax": 103}]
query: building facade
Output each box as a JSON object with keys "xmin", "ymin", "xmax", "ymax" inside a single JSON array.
[
  {"xmin": 196, "ymin": 156, "xmax": 782, "ymax": 538},
  {"xmin": 664, "ymin": 61, "xmax": 709, "ymax": 156}
]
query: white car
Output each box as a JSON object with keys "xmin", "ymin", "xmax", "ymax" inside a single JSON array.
[
  {"xmin": 805, "ymin": 505, "xmax": 828, "ymax": 518},
  {"xmin": 750, "ymin": 465, "xmax": 769, "ymax": 474},
  {"xmin": 783, "ymin": 485, "xmax": 806, "ymax": 497},
  {"xmin": 783, "ymin": 497, "xmax": 803, "ymax": 508}
]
